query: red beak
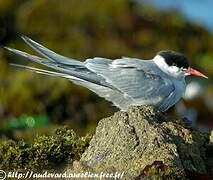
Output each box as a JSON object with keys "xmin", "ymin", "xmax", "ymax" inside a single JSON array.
[{"xmin": 185, "ymin": 67, "xmax": 208, "ymax": 79}]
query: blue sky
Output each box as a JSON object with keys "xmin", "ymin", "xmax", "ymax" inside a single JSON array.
[{"xmin": 143, "ymin": 0, "xmax": 213, "ymax": 32}]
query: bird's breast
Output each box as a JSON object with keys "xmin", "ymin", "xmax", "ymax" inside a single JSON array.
[{"xmin": 172, "ymin": 78, "xmax": 186, "ymax": 102}]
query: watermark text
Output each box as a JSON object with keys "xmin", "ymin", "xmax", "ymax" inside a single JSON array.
[{"xmin": 0, "ymin": 170, "xmax": 124, "ymax": 179}]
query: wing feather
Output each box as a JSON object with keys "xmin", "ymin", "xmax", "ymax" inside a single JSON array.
[{"xmin": 85, "ymin": 58, "xmax": 175, "ymax": 104}]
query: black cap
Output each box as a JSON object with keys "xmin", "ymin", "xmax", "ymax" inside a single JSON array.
[{"xmin": 157, "ymin": 50, "xmax": 189, "ymax": 69}]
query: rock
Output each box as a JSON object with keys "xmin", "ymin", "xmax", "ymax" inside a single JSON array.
[{"xmin": 78, "ymin": 105, "xmax": 212, "ymax": 179}]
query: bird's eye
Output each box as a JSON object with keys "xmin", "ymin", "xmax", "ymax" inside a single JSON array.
[{"xmin": 172, "ymin": 63, "xmax": 177, "ymax": 67}]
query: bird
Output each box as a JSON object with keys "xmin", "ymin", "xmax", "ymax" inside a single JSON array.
[{"xmin": 5, "ymin": 36, "xmax": 208, "ymax": 112}]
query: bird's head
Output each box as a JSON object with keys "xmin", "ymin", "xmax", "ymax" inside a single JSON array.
[{"xmin": 153, "ymin": 50, "xmax": 208, "ymax": 79}]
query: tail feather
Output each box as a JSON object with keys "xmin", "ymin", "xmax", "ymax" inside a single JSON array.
[
  {"xmin": 10, "ymin": 63, "xmax": 66, "ymax": 77},
  {"xmin": 10, "ymin": 63, "xmax": 82, "ymax": 82},
  {"xmin": 5, "ymin": 36, "xmax": 115, "ymax": 89},
  {"xmin": 6, "ymin": 46, "xmax": 99, "ymax": 83},
  {"xmin": 5, "ymin": 47, "xmax": 68, "ymax": 72},
  {"xmin": 4, "ymin": 47, "xmax": 47, "ymax": 64},
  {"xmin": 21, "ymin": 36, "xmax": 83, "ymax": 66}
]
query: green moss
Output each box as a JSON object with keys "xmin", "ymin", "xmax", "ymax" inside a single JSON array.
[{"xmin": 0, "ymin": 127, "xmax": 92, "ymax": 171}]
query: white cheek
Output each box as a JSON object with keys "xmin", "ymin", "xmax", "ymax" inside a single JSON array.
[
  {"xmin": 169, "ymin": 66, "xmax": 179, "ymax": 74},
  {"xmin": 168, "ymin": 66, "xmax": 184, "ymax": 78}
]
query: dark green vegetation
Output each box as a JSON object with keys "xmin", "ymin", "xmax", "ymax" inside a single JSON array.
[{"xmin": 0, "ymin": 127, "xmax": 91, "ymax": 171}]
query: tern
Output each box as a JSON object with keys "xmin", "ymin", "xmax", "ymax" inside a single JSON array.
[{"xmin": 5, "ymin": 36, "xmax": 208, "ymax": 112}]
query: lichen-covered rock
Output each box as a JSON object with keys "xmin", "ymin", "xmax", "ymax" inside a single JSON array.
[{"xmin": 80, "ymin": 105, "xmax": 212, "ymax": 179}]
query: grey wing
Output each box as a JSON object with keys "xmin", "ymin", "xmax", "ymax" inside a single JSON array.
[
  {"xmin": 73, "ymin": 80, "xmax": 133, "ymax": 110},
  {"xmin": 5, "ymin": 36, "xmax": 133, "ymax": 109},
  {"xmin": 85, "ymin": 57, "xmax": 175, "ymax": 106}
]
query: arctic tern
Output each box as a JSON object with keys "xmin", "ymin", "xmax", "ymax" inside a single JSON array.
[{"xmin": 5, "ymin": 36, "xmax": 208, "ymax": 112}]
